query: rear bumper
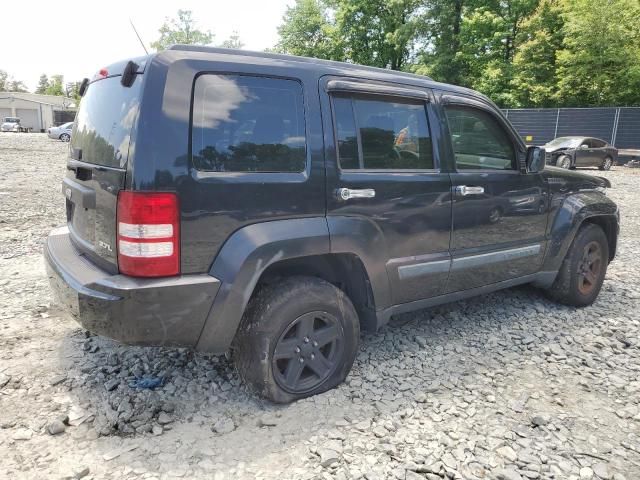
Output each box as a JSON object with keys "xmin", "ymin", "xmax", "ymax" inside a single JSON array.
[{"xmin": 44, "ymin": 227, "xmax": 221, "ymax": 347}]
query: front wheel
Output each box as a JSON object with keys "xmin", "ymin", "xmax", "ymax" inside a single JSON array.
[
  {"xmin": 599, "ymin": 156, "xmax": 613, "ymax": 170},
  {"xmin": 557, "ymin": 155, "xmax": 571, "ymax": 169},
  {"xmin": 488, "ymin": 207, "xmax": 502, "ymax": 224},
  {"xmin": 233, "ymin": 276, "xmax": 360, "ymax": 403},
  {"xmin": 546, "ymin": 224, "xmax": 609, "ymax": 307},
  {"xmin": 60, "ymin": 133, "xmax": 70, "ymax": 142}
]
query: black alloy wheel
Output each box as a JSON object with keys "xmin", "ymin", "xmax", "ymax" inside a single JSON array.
[
  {"xmin": 234, "ymin": 276, "xmax": 360, "ymax": 403},
  {"xmin": 272, "ymin": 311, "xmax": 344, "ymax": 394}
]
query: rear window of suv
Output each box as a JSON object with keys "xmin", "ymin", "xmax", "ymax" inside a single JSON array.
[
  {"xmin": 191, "ymin": 75, "xmax": 306, "ymax": 173},
  {"xmin": 72, "ymin": 75, "xmax": 142, "ymax": 168}
]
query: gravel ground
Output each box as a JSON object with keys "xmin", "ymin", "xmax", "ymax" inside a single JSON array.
[{"xmin": 1, "ymin": 133, "xmax": 639, "ymax": 480}]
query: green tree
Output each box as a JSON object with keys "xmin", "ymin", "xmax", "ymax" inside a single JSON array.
[
  {"xmin": 456, "ymin": 0, "xmax": 538, "ymax": 105},
  {"xmin": 330, "ymin": 0, "xmax": 423, "ymax": 70},
  {"xmin": 0, "ymin": 70, "xmax": 27, "ymax": 92},
  {"xmin": 65, "ymin": 81, "xmax": 82, "ymax": 102},
  {"xmin": 556, "ymin": 0, "xmax": 640, "ymax": 106},
  {"xmin": 413, "ymin": 0, "xmax": 466, "ymax": 84},
  {"xmin": 151, "ymin": 9, "xmax": 214, "ymax": 51},
  {"xmin": 219, "ymin": 31, "xmax": 245, "ymax": 49},
  {"xmin": 414, "ymin": 0, "xmax": 537, "ymax": 102},
  {"xmin": 511, "ymin": 0, "xmax": 565, "ymax": 107},
  {"xmin": 276, "ymin": 0, "xmax": 422, "ymax": 69},
  {"xmin": 35, "ymin": 74, "xmax": 49, "ymax": 94},
  {"xmin": 0, "ymin": 70, "xmax": 8, "ymax": 91},
  {"xmin": 7, "ymin": 80, "xmax": 28, "ymax": 92},
  {"xmin": 45, "ymin": 75, "xmax": 65, "ymax": 96},
  {"xmin": 273, "ymin": 0, "xmax": 640, "ymax": 107},
  {"xmin": 275, "ymin": 0, "xmax": 343, "ymax": 60}
]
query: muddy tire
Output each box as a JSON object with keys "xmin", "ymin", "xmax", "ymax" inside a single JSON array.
[
  {"xmin": 233, "ymin": 276, "xmax": 360, "ymax": 403},
  {"xmin": 546, "ymin": 223, "xmax": 609, "ymax": 307}
]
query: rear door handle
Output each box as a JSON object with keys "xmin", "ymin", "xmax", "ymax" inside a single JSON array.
[
  {"xmin": 455, "ymin": 185, "xmax": 484, "ymax": 196},
  {"xmin": 336, "ymin": 188, "xmax": 376, "ymax": 200}
]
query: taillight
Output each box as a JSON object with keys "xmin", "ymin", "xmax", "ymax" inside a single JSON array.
[{"xmin": 116, "ymin": 191, "xmax": 179, "ymax": 277}]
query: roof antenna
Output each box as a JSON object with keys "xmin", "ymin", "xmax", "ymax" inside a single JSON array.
[{"xmin": 129, "ymin": 18, "xmax": 149, "ymax": 55}]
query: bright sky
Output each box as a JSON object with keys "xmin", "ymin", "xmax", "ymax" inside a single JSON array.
[{"xmin": 1, "ymin": 0, "xmax": 295, "ymax": 91}]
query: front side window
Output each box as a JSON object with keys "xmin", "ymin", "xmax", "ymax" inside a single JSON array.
[
  {"xmin": 332, "ymin": 95, "xmax": 433, "ymax": 170},
  {"xmin": 445, "ymin": 105, "xmax": 515, "ymax": 170},
  {"xmin": 192, "ymin": 75, "xmax": 306, "ymax": 173}
]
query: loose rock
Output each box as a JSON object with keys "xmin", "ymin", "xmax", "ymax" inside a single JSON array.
[{"xmin": 47, "ymin": 420, "xmax": 66, "ymax": 435}]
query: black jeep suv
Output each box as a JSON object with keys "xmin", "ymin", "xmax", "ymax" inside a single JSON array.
[{"xmin": 45, "ymin": 46, "xmax": 619, "ymax": 403}]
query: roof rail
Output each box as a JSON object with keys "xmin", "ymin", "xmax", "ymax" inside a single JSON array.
[{"xmin": 166, "ymin": 45, "xmax": 432, "ymax": 81}]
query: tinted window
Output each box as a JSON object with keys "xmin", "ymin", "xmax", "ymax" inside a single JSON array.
[
  {"xmin": 72, "ymin": 75, "xmax": 142, "ymax": 168},
  {"xmin": 192, "ymin": 75, "xmax": 306, "ymax": 173},
  {"xmin": 332, "ymin": 97, "xmax": 359, "ymax": 169},
  {"xmin": 590, "ymin": 138, "xmax": 606, "ymax": 148},
  {"xmin": 332, "ymin": 95, "xmax": 433, "ymax": 170},
  {"xmin": 445, "ymin": 106, "xmax": 515, "ymax": 170}
]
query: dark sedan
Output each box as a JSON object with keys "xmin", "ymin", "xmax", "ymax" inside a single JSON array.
[{"xmin": 543, "ymin": 136, "xmax": 617, "ymax": 170}]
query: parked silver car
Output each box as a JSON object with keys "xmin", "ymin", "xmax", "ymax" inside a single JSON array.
[
  {"xmin": 1, "ymin": 117, "xmax": 22, "ymax": 132},
  {"xmin": 47, "ymin": 122, "xmax": 73, "ymax": 142}
]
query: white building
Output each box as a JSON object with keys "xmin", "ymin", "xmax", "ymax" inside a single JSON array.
[{"xmin": 0, "ymin": 92, "xmax": 77, "ymax": 132}]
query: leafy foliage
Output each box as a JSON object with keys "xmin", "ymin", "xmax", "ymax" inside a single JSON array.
[
  {"xmin": 274, "ymin": 0, "xmax": 640, "ymax": 107},
  {"xmin": 0, "ymin": 70, "xmax": 28, "ymax": 92},
  {"xmin": 151, "ymin": 9, "xmax": 214, "ymax": 51},
  {"xmin": 35, "ymin": 74, "xmax": 49, "ymax": 95},
  {"xmin": 555, "ymin": 0, "xmax": 640, "ymax": 106},
  {"xmin": 275, "ymin": 0, "xmax": 344, "ymax": 60},
  {"xmin": 45, "ymin": 75, "xmax": 65, "ymax": 96},
  {"xmin": 511, "ymin": 0, "xmax": 565, "ymax": 107},
  {"xmin": 220, "ymin": 32, "xmax": 245, "ymax": 50}
]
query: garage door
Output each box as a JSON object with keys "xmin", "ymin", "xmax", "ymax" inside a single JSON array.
[
  {"xmin": 16, "ymin": 108, "xmax": 39, "ymax": 131},
  {"xmin": 0, "ymin": 108, "xmax": 11, "ymax": 120}
]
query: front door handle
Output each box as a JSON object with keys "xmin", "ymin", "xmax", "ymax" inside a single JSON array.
[
  {"xmin": 336, "ymin": 188, "xmax": 376, "ymax": 200},
  {"xmin": 455, "ymin": 185, "xmax": 485, "ymax": 196}
]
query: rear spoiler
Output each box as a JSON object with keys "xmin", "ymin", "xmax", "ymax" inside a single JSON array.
[{"xmin": 80, "ymin": 55, "xmax": 150, "ymax": 96}]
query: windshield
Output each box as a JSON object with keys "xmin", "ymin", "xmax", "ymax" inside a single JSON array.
[
  {"xmin": 546, "ymin": 137, "xmax": 582, "ymax": 148},
  {"xmin": 72, "ymin": 75, "xmax": 142, "ymax": 168},
  {"xmin": 3, "ymin": 117, "xmax": 19, "ymax": 123}
]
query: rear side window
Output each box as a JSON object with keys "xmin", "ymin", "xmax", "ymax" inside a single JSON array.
[
  {"xmin": 445, "ymin": 105, "xmax": 515, "ymax": 170},
  {"xmin": 332, "ymin": 95, "xmax": 433, "ymax": 170},
  {"xmin": 192, "ymin": 75, "xmax": 306, "ymax": 173}
]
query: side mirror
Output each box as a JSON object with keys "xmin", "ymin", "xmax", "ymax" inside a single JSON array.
[
  {"xmin": 580, "ymin": 144, "xmax": 589, "ymax": 149},
  {"xmin": 526, "ymin": 146, "xmax": 545, "ymax": 173}
]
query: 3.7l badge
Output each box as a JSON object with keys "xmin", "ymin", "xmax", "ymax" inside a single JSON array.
[{"xmin": 98, "ymin": 240, "xmax": 113, "ymax": 252}]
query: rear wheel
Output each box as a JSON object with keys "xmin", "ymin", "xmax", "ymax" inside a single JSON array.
[
  {"xmin": 59, "ymin": 133, "xmax": 70, "ymax": 142},
  {"xmin": 599, "ymin": 156, "xmax": 613, "ymax": 170},
  {"xmin": 488, "ymin": 206, "xmax": 502, "ymax": 224},
  {"xmin": 233, "ymin": 276, "xmax": 360, "ymax": 403},
  {"xmin": 546, "ymin": 224, "xmax": 609, "ymax": 307}
]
